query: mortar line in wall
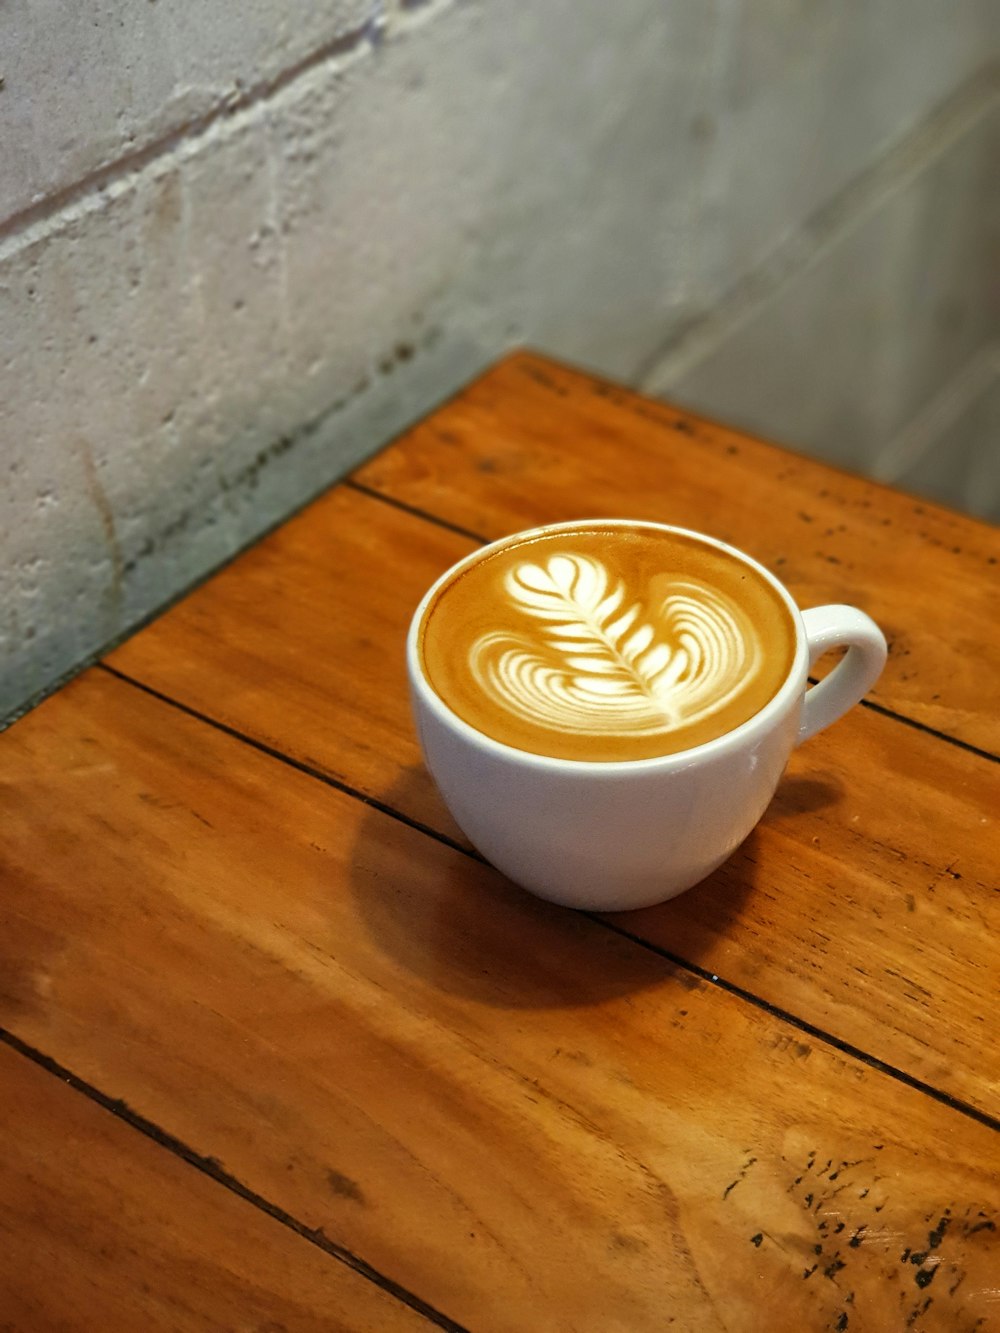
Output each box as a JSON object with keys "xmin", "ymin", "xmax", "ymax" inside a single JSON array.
[
  {"xmin": 872, "ymin": 342, "xmax": 1000, "ymax": 482},
  {"xmin": 679, "ymin": 0, "xmax": 742, "ymax": 313},
  {"xmin": 0, "ymin": 9, "xmax": 394, "ymax": 265},
  {"xmin": 637, "ymin": 59, "xmax": 1000, "ymax": 393},
  {"xmin": 390, "ymin": 0, "xmax": 460, "ymax": 30}
]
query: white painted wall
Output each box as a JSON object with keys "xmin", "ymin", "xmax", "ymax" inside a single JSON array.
[{"xmin": 1, "ymin": 0, "xmax": 997, "ymax": 720}]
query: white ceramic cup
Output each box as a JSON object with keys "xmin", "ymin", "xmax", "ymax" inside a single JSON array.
[{"xmin": 407, "ymin": 520, "xmax": 887, "ymax": 912}]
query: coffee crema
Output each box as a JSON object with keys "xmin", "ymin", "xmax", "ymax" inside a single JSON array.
[{"xmin": 419, "ymin": 524, "xmax": 797, "ymax": 762}]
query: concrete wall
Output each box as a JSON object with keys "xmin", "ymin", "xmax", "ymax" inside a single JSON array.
[{"xmin": 2, "ymin": 0, "xmax": 997, "ymax": 720}]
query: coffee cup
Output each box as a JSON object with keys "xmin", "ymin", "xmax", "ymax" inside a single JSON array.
[{"xmin": 407, "ymin": 520, "xmax": 886, "ymax": 911}]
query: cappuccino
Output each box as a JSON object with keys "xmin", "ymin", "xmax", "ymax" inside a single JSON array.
[{"xmin": 419, "ymin": 523, "xmax": 796, "ymax": 762}]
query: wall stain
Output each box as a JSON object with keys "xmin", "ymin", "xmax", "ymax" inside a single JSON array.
[
  {"xmin": 119, "ymin": 359, "xmax": 387, "ymax": 578},
  {"xmin": 76, "ymin": 440, "xmax": 123, "ymax": 608}
]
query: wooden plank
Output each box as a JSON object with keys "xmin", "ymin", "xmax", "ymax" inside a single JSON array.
[
  {"xmin": 2, "ymin": 671, "xmax": 998, "ymax": 1332},
  {"xmin": 352, "ymin": 351, "xmax": 1000, "ymax": 754},
  {"xmin": 106, "ymin": 485, "xmax": 1000, "ymax": 1118},
  {"xmin": 0, "ymin": 1041, "xmax": 431, "ymax": 1332}
]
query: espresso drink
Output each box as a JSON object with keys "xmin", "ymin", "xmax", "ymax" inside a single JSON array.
[{"xmin": 419, "ymin": 524, "xmax": 797, "ymax": 762}]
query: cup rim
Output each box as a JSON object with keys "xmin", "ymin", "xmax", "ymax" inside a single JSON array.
[{"xmin": 407, "ymin": 518, "xmax": 810, "ymax": 773}]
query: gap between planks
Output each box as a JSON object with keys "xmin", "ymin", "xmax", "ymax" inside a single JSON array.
[
  {"xmin": 0, "ymin": 1026, "xmax": 470, "ymax": 1333},
  {"xmin": 97, "ymin": 661, "xmax": 1000, "ymax": 1139},
  {"xmin": 342, "ymin": 478, "xmax": 1000, "ymax": 769}
]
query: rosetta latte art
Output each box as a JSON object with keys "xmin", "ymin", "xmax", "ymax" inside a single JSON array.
[{"xmin": 470, "ymin": 552, "xmax": 762, "ymax": 738}]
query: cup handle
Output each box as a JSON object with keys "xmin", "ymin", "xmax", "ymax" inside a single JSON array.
[{"xmin": 798, "ymin": 605, "xmax": 887, "ymax": 745}]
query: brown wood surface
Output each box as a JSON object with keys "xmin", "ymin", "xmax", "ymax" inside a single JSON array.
[
  {"xmin": 352, "ymin": 351, "xmax": 1000, "ymax": 754},
  {"xmin": 0, "ymin": 1040, "xmax": 429, "ymax": 1331},
  {"xmin": 2, "ymin": 671, "xmax": 999, "ymax": 1333},
  {"xmin": 107, "ymin": 484, "xmax": 1000, "ymax": 1118}
]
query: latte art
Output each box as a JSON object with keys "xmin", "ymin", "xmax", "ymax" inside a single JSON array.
[
  {"xmin": 470, "ymin": 554, "xmax": 762, "ymax": 738},
  {"xmin": 419, "ymin": 523, "xmax": 796, "ymax": 762}
]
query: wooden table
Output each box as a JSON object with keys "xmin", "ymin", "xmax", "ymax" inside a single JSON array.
[{"xmin": 2, "ymin": 353, "xmax": 998, "ymax": 1332}]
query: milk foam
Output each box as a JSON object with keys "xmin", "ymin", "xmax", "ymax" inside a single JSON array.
[{"xmin": 469, "ymin": 552, "xmax": 761, "ymax": 738}]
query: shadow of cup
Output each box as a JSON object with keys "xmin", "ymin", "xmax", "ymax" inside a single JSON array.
[
  {"xmin": 348, "ymin": 766, "xmax": 670, "ymax": 1008},
  {"xmin": 345, "ymin": 761, "xmax": 845, "ymax": 1009}
]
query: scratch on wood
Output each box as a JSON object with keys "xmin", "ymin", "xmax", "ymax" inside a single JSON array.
[{"xmin": 722, "ymin": 1155, "xmax": 757, "ymax": 1200}]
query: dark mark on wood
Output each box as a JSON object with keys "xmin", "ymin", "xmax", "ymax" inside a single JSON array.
[
  {"xmin": 914, "ymin": 1265, "xmax": 937, "ymax": 1289},
  {"xmin": 520, "ymin": 363, "xmax": 568, "ymax": 395},
  {"xmin": 905, "ymin": 1296, "xmax": 933, "ymax": 1327},
  {"xmin": 749, "ymin": 1233, "xmax": 763, "ymax": 1248},
  {"xmin": 326, "ymin": 1169, "xmax": 366, "ymax": 1204},
  {"xmin": 609, "ymin": 1231, "xmax": 646, "ymax": 1253},
  {"xmin": 722, "ymin": 1155, "xmax": 756, "ymax": 1200}
]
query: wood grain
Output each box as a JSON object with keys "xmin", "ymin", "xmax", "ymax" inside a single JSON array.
[
  {"xmin": 0, "ymin": 1040, "xmax": 430, "ymax": 1332},
  {"xmin": 2, "ymin": 671, "xmax": 999, "ymax": 1333},
  {"xmin": 353, "ymin": 351, "xmax": 1000, "ymax": 754},
  {"xmin": 107, "ymin": 485, "xmax": 1000, "ymax": 1117}
]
